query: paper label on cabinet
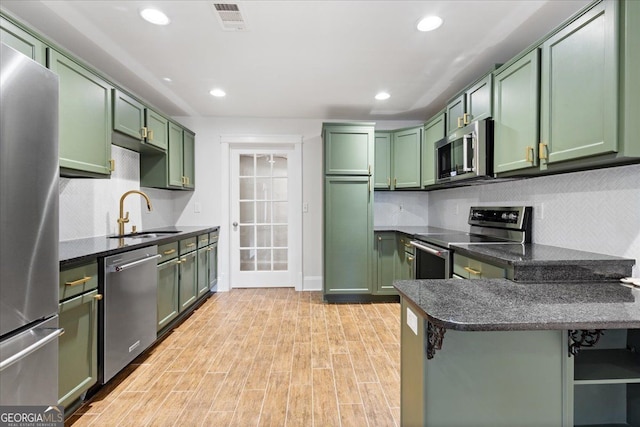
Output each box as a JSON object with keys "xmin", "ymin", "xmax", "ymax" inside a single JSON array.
[{"xmin": 406, "ymin": 307, "xmax": 418, "ymax": 335}]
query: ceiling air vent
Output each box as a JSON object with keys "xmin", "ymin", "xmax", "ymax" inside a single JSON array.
[{"xmin": 213, "ymin": 3, "xmax": 249, "ymax": 31}]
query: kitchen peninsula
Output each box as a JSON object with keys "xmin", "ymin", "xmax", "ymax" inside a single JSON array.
[{"xmin": 395, "ymin": 252, "xmax": 640, "ymax": 427}]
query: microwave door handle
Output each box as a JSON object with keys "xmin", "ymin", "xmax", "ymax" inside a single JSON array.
[{"xmin": 463, "ymin": 134, "xmax": 473, "ymax": 172}]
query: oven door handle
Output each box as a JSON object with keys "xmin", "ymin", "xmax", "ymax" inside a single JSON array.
[{"xmin": 410, "ymin": 241, "xmax": 449, "ymax": 259}]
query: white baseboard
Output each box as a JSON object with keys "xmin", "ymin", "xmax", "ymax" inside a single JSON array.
[{"xmin": 303, "ymin": 276, "xmax": 322, "ymax": 291}]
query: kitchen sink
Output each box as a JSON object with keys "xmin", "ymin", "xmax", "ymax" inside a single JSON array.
[{"xmin": 108, "ymin": 230, "xmax": 181, "ymax": 239}]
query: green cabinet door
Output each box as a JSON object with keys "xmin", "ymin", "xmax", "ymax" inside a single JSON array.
[
  {"xmin": 168, "ymin": 122, "xmax": 184, "ymax": 188},
  {"xmin": 145, "ymin": 108, "xmax": 169, "ymax": 151},
  {"xmin": 446, "ymin": 94, "xmax": 466, "ymax": 135},
  {"xmin": 397, "ymin": 235, "xmax": 414, "ymax": 281},
  {"xmin": 540, "ymin": 1, "xmax": 617, "ymax": 168},
  {"xmin": 197, "ymin": 247, "xmax": 210, "ymax": 298},
  {"xmin": 422, "ymin": 112, "xmax": 445, "ymax": 187},
  {"xmin": 374, "ymin": 132, "xmax": 392, "ymax": 189},
  {"xmin": 58, "ymin": 289, "xmax": 98, "ymax": 408},
  {"xmin": 157, "ymin": 259, "xmax": 179, "ymax": 332},
  {"xmin": 178, "ymin": 251, "xmax": 197, "ymax": 312},
  {"xmin": 183, "ymin": 130, "xmax": 195, "ymax": 189},
  {"xmin": 374, "ymin": 232, "xmax": 397, "ymax": 295},
  {"xmin": 112, "ymin": 89, "xmax": 144, "ymax": 141},
  {"xmin": 393, "ymin": 127, "xmax": 422, "ymax": 188},
  {"xmin": 323, "ymin": 124, "xmax": 374, "ymax": 175},
  {"xmin": 1, "ymin": 17, "xmax": 46, "ymax": 65},
  {"xmin": 466, "ymin": 73, "xmax": 493, "ymax": 123},
  {"xmin": 208, "ymin": 241, "xmax": 218, "ymax": 290},
  {"xmin": 47, "ymin": 48, "xmax": 112, "ymax": 177},
  {"xmin": 324, "ymin": 176, "xmax": 372, "ymax": 294},
  {"xmin": 493, "ymin": 49, "xmax": 540, "ymax": 174}
]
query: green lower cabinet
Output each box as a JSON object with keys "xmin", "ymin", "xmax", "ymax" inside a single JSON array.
[
  {"xmin": 1, "ymin": 16, "xmax": 46, "ymax": 65},
  {"xmin": 374, "ymin": 232, "xmax": 397, "ymax": 295},
  {"xmin": 197, "ymin": 246, "xmax": 210, "ymax": 298},
  {"xmin": 178, "ymin": 251, "xmax": 197, "ymax": 312},
  {"xmin": 157, "ymin": 258, "xmax": 179, "ymax": 332},
  {"xmin": 208, "ymin": 239, "xmax": 219, "ymax": 290},
  {"xmin": 58, "ymin": 289, "xmax": 98, "ymax": 409},
  {"xmin": 324, "ymin": 176, "xmax": 372, "ymax": 294},
  {"xmin": 47, "ymin": 48, "xmax": 113, "ymax": 177}
]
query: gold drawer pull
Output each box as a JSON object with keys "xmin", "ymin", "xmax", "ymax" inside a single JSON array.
[
  {"xmin": 94, "ymin": 294, "xmax": 103, "ymax": 301},
  {"xmin": 464, "ymin": 266, "xmax": 481, "ymax": 275},
  {"xmin": 65, "ymin": 276, "xmax": 91, "ymax": 287},
  {"xmin": 407, "ymin": 256, "xmax": 414, "ymax": 263},
  {"xmin": 186, "ymin": 243, "xmax": 196, "ymax": 248},
  {"xmin": 525, "ymin": 146, "xmax": 534, "ymax": 163},
  {"xmin": 457, "ymin": 117, "xmax": 463, "ymax": 128},
  {"xmin": 539, "ymin": 142, "xmax": 548, "ymax": 160},
  {"xmin": 463, "ymin": 113, "xmax": 470, "ymax": 125},
  {"xmin": 207, "ymin": 247, "xmax": 213, "ymax": 251},
  {"xmin": 163, "ymin": 249, "xmax": 176, "ymax": 255}
]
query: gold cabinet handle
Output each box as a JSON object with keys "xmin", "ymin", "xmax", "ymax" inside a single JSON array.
[
  {"xmin": 148, "ymin": 129, "xmax": 154, "ymax": 141},
  {"xmin": 109, "ymin": 159, "xmax": 115, "ymax": 172},
  {"xmin": 94, "ymin": 294, "xmax": 103, "ymax": 301},
  {"xmin": 463, "ymin": 113, "xmax": 470, "ymax": 125},
  {"xmin": 404, "ymin": 243, "xmax": 412, "ymax": 248},
  {"xmin": 163, "ymin": 249, "xmax": 176, "ymax": 255},
  {"xmin": 378, "ymin": 236, "xmax": 382, "ymax": 241},
  {"xmin": 200, "ymin": 239, "xmax": 208, "ymax": 244},
  {"xmin": 457, "ymin": 117, "xmax": 462, "ymax": 128},
  {"xmin": 464, "ymin": 266, "xmax": 481, "ymax": 275},
  {"xmin": 141, "ymin": 127, "xmax": 148, "ymax": 138},
  {"xmin": 206, "ymin": 247, "xmax": 213, "ymax": 251},
  {"xmin": 368, "ymin": 164, "xmax": 372, "ymax": 176},
  {"xmin": 525, "ymin": 146, "xmax": 534, "ymax": 163},
  {"xmin": 186, "ymin": 243, "xmax": 196, "ymax": 248},
  {"xmin": 65, "ymin": 276, "xmax": 91, "ymax": 287},
  {"xmin": 394, "ymin": 178, "xmax": 397, "ymax": 187},
  {"xmin": 180, "ymin": 258, "xmax": 187, "ymax": 262},
  {"xmin": 387, "ymin": 177, "xmax": 390, "ymax": 187},
  {"xmin": 539, "ymin": 143, "xmax": 548, "ymax": 160},
  {"xmin": 407, "ymin": 256, "xmax": 414, "ymax": 263}
]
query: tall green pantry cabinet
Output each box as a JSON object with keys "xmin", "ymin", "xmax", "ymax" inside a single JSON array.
[{"xmin": 323, "ymin": 123, "xmax": 375, "ymax": 298}]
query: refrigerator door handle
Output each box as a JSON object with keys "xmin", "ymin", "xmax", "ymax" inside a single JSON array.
[{"xmin": 0, "ymin": 327, "xmax": 64, "ymax": 372}]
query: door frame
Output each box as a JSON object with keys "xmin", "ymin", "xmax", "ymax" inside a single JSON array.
[{"xmin": 220, "ymin": 134, "xmax": 303, "ymax": 291}]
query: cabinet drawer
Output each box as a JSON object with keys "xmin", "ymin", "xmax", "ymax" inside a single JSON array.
[
  {"xmin": 453, "ymin": 254, "xmax": 506, "ymax": 279},
  {"xmin": 180, "ymin": 237, "xmax": 198, "ymax": 254},
  {"xmin": 209, "ymin": 232, "xmax": 219, "ymax": 244},
  {"xmin": 158, "ymin": 242, "xmax": 179, "ymax": 263},
  {"xmin": 59, "ymin": 261, "xmax": 98, "ymax": 301},
  {"xmin": 197, "ymin": 233, "xmax": 209, "ymax": 249}
]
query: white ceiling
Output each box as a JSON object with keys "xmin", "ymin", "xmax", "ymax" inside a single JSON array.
[{"xmin": 1, "ymin": 0, "xmax": 591, "ymax": 121}]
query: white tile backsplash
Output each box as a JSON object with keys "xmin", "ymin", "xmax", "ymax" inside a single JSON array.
[
  {"xmin": 374, "ymin": 191, "xmax": 429, "ymax": 226},
  {"xmin": 59, "ymin": 145, "xmax": 177, "ymax": 241}
]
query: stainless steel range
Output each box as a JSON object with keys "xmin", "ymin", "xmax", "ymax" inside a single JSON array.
[{"xmin": 410, "ymin": 206, "xmax": 532, "ymax": 279}]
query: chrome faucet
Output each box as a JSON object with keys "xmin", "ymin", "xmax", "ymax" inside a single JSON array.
[{"xmin": 117, "ymin": 190, "xmax": 152, "ymax": 236}]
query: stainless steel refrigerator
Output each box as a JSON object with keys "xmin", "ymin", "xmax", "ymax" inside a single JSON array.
[{"xmin": 0, "ymin": 43, "xmax": 62, "ymax": 405}]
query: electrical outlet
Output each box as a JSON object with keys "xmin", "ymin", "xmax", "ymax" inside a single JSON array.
[{"xmin": 302, "ymin": 202, "xmax": 309, "ymax": 213}]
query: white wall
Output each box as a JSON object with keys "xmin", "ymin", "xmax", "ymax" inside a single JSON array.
[
  {"xmin": 374, "ymin": 191, "xmax": 429, "ymax": 226},
  {"xmin": 59, "ymin": 145, "xmax": 176, "ymax": 241},
  {"xmin": 171, "ymin": 116, "xmax": 420, "ymax": 291}
]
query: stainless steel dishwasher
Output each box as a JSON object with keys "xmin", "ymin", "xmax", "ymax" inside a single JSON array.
[{"xmin": 103, "ymin": 246, "xmax": 160, "ymax": 383}]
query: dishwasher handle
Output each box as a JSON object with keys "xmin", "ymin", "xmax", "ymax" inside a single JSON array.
[
  {"xmin": 410, "ymin": 240, "xmax": 450, "ymax": 259},
  {"xmin": 0, "ymin": 328, "xmax": 64, "ymax": 372},
  {"xmin": 114, "ymin": 254, "xmax": 161, "ymax": 272}
]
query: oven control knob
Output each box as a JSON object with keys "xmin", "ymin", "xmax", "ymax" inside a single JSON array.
[{"xmin": 508, "ymin": 213, "xmax": 518, "ymax": 221}]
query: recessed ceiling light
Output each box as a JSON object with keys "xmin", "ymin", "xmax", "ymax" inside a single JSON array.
[
  {"xmin": 162, "ymin": 77, "xmax": 172, "ymax": 82},
  {"xmin": 417, "ymin": 15, "xmax": 443, "ymax": 32},
  {"xmin": 140, "ymin": 8, "xmax": 170, "ymax": 26},
  {"xmin": 375, "ymin": 92, "xmax": 391, "ymax": 101},
  {"xmin": 209, "ymin": 89, "xmax": 226, "ymax": 97}
]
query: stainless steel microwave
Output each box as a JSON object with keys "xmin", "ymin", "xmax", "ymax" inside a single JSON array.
[{"xmin": 436, "ymin": 119, "xmax": 493, "ymax": 184}]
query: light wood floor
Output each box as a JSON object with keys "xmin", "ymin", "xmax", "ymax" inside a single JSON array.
[{"xmin": 67, "ymin": 288, "xmax": 401, "ymax": 427}]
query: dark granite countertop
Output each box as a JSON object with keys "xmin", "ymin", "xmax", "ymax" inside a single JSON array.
[
  {"xmin": 59, "ymin": 226, "xmax": 219, "ymax": 267},
  {"xmin": 394, "ymin": 279, "xmax": 640, "ymax": 331},
  {"xmin": 374, "ymin": 225, "xmax": 462, "ymax": 236},
  {"xmin": 452, "ymin": 243, "xmax": 635, "ymax": 281}
]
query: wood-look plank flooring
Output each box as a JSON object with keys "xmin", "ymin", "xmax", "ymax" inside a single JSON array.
[{"xmin": 66, "ymin": 289, "xmax": 401, "ymax": 427}]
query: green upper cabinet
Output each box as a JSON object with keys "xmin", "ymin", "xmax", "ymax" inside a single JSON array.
[
  {"xmin": 392, "ymin": 126, "xmax": 422, "ymax": 189},
  {"xmin": 446, "ymin": 73, "xmax": 493, "ymax": 135},
  {"xmin": 183, "ymin": 130, "xmax": 195, "ymax": 189},
  {"xmin": 145, "ymin": 108, "xmax": 169, "ymax": 151},
  {"xmin": 112, "ymin": 89, "xmax": 145, "ymax": 142},
  {"xmin": 0, "ymin": 17, "xmax": 46, "ymax": 65},
  {"xmin": 323, "ymin": 123, "xmax": 375, "ymax": 175},
  {"xmin": 168, "ymin": 122, "xmax": 185, "ymax": 188},
  {"xmin": 493, "ymin": 49, "xmax": 541, "ymax": 174},
  {"xmin": 47, "ymin": 48, "xmax": 113, "ymax": 177},
  {"xmin": 539, "ymin": 0, "xmax": 617, "ymax": 168},
  {"xmin": 374, "ymin": 132, "xmax": 392, "ymax": 189},
  {"xmin": 422, "ymin": 111, "xmax": 446, "ymax": 187}
]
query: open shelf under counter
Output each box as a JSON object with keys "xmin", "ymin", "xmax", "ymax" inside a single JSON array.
[{"xmin": 574, "ymin": 349, "xmax": 640, "ymax": 385}]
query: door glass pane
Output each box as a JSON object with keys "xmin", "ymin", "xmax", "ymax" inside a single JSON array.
[
  {"xmin": 240, "ymin": 155, "xmax": 254, "ymax": 176},
  {"xmin": 237, "ymin": 153, "xmax": 288, "ymax": 273}
]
